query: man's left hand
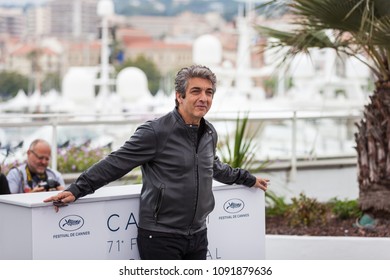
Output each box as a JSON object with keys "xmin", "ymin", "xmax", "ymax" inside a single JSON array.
[{"xmin": 252, "ymin": 177, "xmax": 269, "ymax": 191}]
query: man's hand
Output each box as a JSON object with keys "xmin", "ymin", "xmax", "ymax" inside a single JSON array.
[
  {"xmin": 44, "ymin": 191, "xmax": 76, "ymax": 212},
  {"xmin": 29, "ymin": 186, "xmax": 46, "ymax": 193},
  {"xmin": 54, "ymin": 185, "xmax": 65, "ymax": 191},
  {"xmin": 252, "ymin": 177, "xmax": 269, "ymax": 191}
]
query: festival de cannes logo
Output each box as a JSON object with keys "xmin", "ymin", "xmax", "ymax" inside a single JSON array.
[
  {"xmin": 59, "ymin": 215, "xmax": 84, "ymax": 231},
  {"xmin": 223, "ymin": 198, "xmax": 245, "ymax": 214}
]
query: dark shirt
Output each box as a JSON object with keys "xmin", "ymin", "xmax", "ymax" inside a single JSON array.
[{"xmin": 0, "ymin": 173, "xmax": 10, "ymax": 195}]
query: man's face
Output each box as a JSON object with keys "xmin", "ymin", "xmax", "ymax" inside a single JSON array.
[
  {"xmin": 27, "ymin": 143, "xmax": 51, "ymax": 175},
  {"xmin": 176, "ymin": 77, "xmax": 214, "ymax": 125}
]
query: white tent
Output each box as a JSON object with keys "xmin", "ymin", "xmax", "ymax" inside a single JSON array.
[{"xmin": 0, "ymin": 89, "xmax": 29, "ymax": 112}]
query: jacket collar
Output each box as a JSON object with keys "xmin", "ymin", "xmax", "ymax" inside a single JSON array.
[{"xmin": 172, "ymin": 107, "xmax": 207, "ymax": 128}]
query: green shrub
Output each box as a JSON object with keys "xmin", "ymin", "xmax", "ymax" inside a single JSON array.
[
  {"xmin": 286, "ymin": 193, "xmax": 328, "ymax": 227},
  {"xmin": 218, "ymin": 112, "xmax": 267, "ymax": 172},
  {"xmin": 328, "ymin": 198, "xmax": 362, "ymax": 220},
  {"xmin": 265, "ymin": 191, "xmax": 290, "ymax": 217}
]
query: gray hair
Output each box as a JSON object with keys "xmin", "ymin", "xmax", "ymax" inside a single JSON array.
[
  {"xmin": 174, "ymin": 65, "xmax": 217, "ymax": 107},
  {"xmin": 29, "ymin": 139, "xmax": 50, "ymax": 150}
]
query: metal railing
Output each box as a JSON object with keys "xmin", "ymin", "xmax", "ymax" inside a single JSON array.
[{"xmin": 0, "ymin": 109, "xmax": 363, "ymax": 177}]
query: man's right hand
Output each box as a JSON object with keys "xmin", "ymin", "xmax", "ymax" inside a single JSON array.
[{"xmin": 43, "ymin": 191, "xmax": 76, "ymax": 212}]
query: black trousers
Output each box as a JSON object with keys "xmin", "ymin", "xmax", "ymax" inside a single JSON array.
[{"xmin": 137, "ymin": 228, "xmax": 208, "ymax": 260}]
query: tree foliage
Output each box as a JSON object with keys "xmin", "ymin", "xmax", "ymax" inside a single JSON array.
[
  {"xmin": 257, "ymin": 0, "xmax": 390, "ymax": 81},
  {"xmin": 41, "ymin": 72, "xmax": 61, "ymax": 93},
  {"xmin": 0, "ymin": 71, "xmax": 29, "ymax": 100}
]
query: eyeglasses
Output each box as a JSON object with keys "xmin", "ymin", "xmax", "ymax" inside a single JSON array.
[{"xmin": 30, "ymin": 150, "xmax": 51, "ymax": 162}]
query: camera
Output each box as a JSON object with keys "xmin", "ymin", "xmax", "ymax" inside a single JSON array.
[{"xmin": 38, "ymin": 179, "xmax": 60, "ymax": 191}]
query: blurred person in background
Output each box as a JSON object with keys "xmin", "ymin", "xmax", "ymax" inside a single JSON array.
[{"xmin": 7, "ymin": 139, "xmax": 65, "ymax": 193}]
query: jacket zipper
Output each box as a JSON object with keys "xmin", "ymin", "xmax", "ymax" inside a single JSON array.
[
  {"xmin": 188, "ymin": 134, "xmax": 200, "ymax": 235},
  {"xmin": 153, "ymin": 184, "xmax": 165, "ymax": 222}
]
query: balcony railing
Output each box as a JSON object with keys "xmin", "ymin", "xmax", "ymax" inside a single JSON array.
[{"xmin": 0, "ymin": 109, "xmax": 362, "ymax": 179}]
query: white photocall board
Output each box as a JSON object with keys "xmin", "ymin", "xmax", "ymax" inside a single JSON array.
[{"xmin": 0, "ymin": 182, "xmax": 265, "ymax": 260}]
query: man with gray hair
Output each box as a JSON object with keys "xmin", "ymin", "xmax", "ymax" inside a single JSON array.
[
  {"xmin": 7, "ymin": 139, "xmax": 65, "ymax": 193},
  {"xmin": 44, "ymin": 65, "xmax": 269, "ymax": 260}
]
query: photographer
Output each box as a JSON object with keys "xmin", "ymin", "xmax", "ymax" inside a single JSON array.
[{"xmin": 6, "ymin": 139, "xmax": 65, "ymax": 193}]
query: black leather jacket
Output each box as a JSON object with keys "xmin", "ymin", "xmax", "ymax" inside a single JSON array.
[{"xmin": 67, "ymin": 108, "xmax": 256, "ymax": 235}]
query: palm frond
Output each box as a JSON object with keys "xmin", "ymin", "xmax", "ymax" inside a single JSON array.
[
  {"xmin": 257, "ymin": 0, "xmax": 390, "ymax": 80},
  {"xmin": 257, "ymin": 26, "xmax": 348, "ymax": 52},
  {"xmin": 370, "ymin": 16, "xmax": 390, "ymax": 46}
]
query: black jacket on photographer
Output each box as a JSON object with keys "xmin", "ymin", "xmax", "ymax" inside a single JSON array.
[{"xmin": 66, "ymin": 108, "xmax": 256, "ymax": 235}]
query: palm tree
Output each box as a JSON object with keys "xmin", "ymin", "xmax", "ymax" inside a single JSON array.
[{"xmin": 256, "ymin": 0, "xmax": 390, "ymax": 217}]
